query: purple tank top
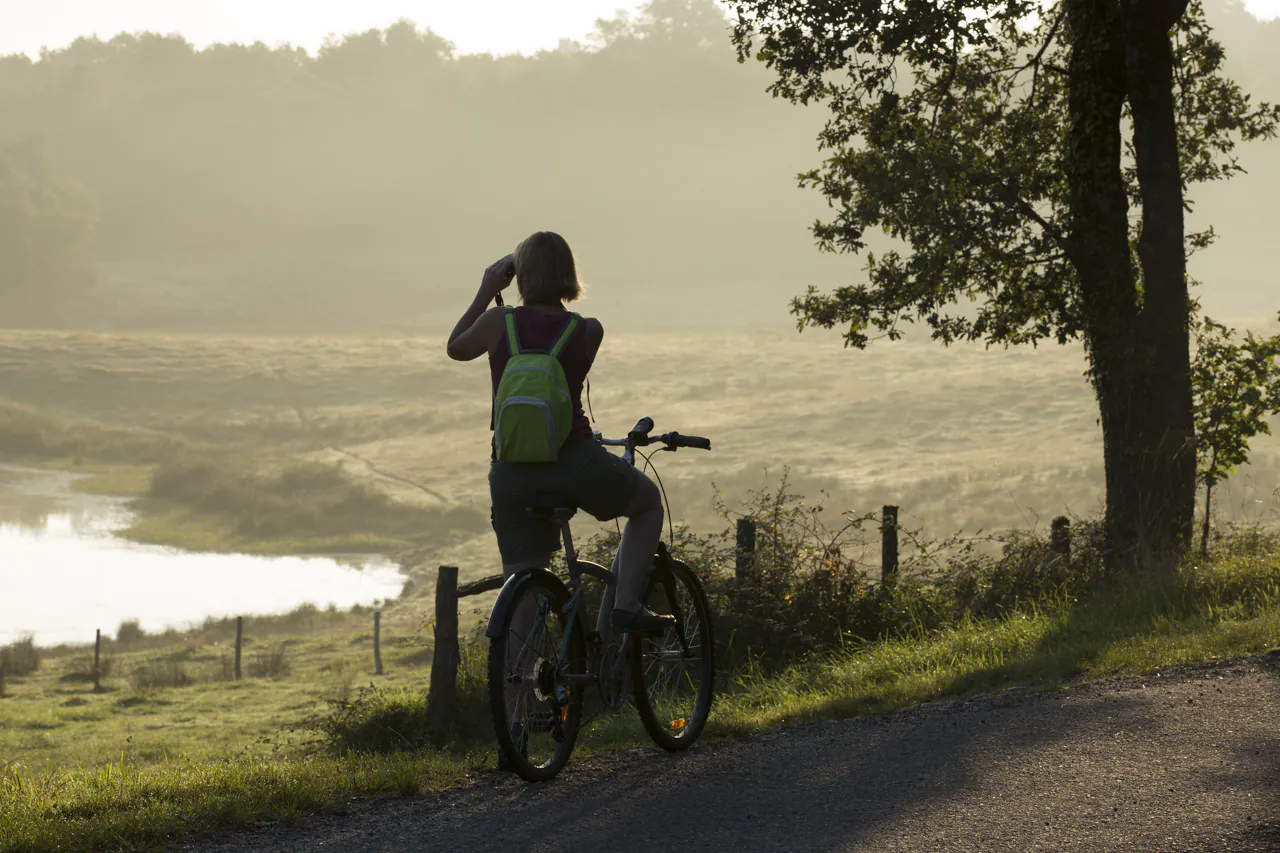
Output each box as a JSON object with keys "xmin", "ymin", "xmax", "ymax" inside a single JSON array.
[{"xmin": 489, "ymin": 307, "xmax": 593, "ymax": 443}]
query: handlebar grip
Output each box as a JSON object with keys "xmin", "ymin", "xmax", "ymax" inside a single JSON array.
[
  {"xmin": 629, "ymin": 416, "xmax": 655, "ymax": 439},
  {"xmin": 670, "ymin": 432, "xmax": 711, "ymax": 451}
]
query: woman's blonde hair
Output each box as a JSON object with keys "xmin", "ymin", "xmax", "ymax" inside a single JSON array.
[{"xmin": 513, "ymin": 231, "xmax": 583, "ymax": 304}]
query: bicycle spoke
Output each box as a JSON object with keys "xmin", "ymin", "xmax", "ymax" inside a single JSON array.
[
  {"xmin": 640, "ymin": 580, "xmax": 706, "ymax": 730},
  {"xmin": 496, "ymin": 586, "xmax": 573, "ymax": 770}
]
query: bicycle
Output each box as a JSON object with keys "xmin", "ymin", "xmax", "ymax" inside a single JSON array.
[{"xmin": 484, "ymin": 416, "xmax": 715, "ymax": 781}]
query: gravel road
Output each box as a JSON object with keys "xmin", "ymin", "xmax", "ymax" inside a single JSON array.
[{"xmin": 174, "ymin": 652, "xmax": 1280, "ymax": 853}]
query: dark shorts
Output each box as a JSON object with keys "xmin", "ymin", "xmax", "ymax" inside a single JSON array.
[{"xmin": 489, "ymin": 437, "xmax": 643, "ymax": 565}]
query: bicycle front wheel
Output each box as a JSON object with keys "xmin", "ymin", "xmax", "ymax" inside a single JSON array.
[
  {"xmin": 487, "ymin": 574, "xmax": 585, "ymax": 781},
  {"xmin": 632, "ymin": 557, "xmax": 714, "ymax": 751}
]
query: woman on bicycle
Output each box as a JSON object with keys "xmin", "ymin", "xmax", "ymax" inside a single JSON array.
[{"xmin": 446, "ymin": 231, "xmax": 673, "ymax": 633}]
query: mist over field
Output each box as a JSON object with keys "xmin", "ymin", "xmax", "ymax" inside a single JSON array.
[
  {"xmin": 0, "ymin": 0, "xmax": 1277, "ymax": 335},
  {"xmin": 0, "ymin": 0, "xmax": 1277, "ymax": 562},
  {"xmin": 0, "ymin": 0, "xmax": 1275, "ymax": 560}
]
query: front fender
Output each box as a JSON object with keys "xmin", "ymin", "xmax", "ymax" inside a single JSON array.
[{"xmin": 483, "ymin": 568, "xmax": 567, "ymax": 639}]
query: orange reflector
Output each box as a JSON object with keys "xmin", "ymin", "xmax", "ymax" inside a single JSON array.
[
  {"xmin": 561, "ymin": 705, "xmax": 569, "ymax": 722},
  {"xmin": 668, "ymin": 718, "xmax": 687, "ymax": 730}
]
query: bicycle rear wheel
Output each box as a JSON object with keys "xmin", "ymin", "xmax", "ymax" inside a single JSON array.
[
  {"xmin": 487, "ymin": 574, "xmax": 585, "ymax": 781},
  {"xmin": 632, "ymin": 558, "xmax": 714, "ymax": 751}
]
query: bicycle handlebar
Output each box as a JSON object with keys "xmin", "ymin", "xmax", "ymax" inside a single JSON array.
[{"xmin": 594, "ymin": 422, "xmax": 712, "ymax": 463}]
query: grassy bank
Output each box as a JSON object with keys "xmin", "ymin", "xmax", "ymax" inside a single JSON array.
[
  {"xmin": 5, "ymin": 543, "xmax": 1276, "ymax": 853},
  {"xmin": 0, "ymin": 397, "xmax": 486, "ymax": 555}
]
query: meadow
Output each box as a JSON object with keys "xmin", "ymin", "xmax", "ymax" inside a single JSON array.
[
  {"xmin": 1, "ymin": 324, "xmax": 1278, "ymax": 851},
  {"xmin": 6, "ymin": 325, "xmax": 1278, "ymax": 555}
]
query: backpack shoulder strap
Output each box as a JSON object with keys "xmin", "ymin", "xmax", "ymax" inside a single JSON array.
[
  {"xmin": 502, "ymin": 307, "xmax": 521, "ymax": 357},
  {"xmin": 549, "ymin": 313, "xmax": 582, "ymax": 359}
]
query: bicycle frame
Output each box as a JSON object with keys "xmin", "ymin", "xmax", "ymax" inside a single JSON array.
[
  {"xmin": 489, "ymin": 419, "xmax": 709, "ymax": 724},
  {"xmin": 545, "ymin": 480, "xmax": 695, "ymax": 701}
]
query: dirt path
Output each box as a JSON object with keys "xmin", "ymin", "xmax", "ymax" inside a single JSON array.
[{"xmin": 174, "ymin": 653, "xmax": 1280, "ymax": 853}]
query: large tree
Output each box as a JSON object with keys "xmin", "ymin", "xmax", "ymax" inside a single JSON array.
[{"xmin": 726, "ymin": 0, "xmax": 1277, "ymax": 572}]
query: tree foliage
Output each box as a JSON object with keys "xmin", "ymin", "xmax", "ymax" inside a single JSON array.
[
  {"xmin": 1190, "ymin": 312, "xmax": 1280, "ymax": 551},
  {"xmin": 727, "ymin": 0, "xmax": 1277, "ymax": 349},
  {"xmin": 0, "ymin": 136, "xmax": 97, "ymax": 326},
  {"xmin": 726, "ymin": 0, "xmax": 1278, "ymax": 570}
]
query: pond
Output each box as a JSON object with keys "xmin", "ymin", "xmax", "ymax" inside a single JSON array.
[{"xmin": 0, "ymin": 465, "xmax": 405, "ymax": 647}]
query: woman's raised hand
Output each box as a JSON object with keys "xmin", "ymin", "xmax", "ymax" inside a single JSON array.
[{"xmin": 481, "ymin": 254, "xmax": 516, "ymax": 301}]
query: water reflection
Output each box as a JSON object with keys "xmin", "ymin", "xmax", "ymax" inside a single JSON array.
[{"xmin": 0, "ymin": 465, "xmax": 405, "ymax": 647}]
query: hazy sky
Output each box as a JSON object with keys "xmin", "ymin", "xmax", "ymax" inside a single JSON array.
[
  {"xmin": 1, "ymin": 0, "xmax": 660, "ymax": 59},
  {"xmin": 8, "ymin": 0, "xmax": 1274, "ymax": 60},
  {"xmin": 4, "ymin": 0, "xmax": 1280, "ymax": 59}
]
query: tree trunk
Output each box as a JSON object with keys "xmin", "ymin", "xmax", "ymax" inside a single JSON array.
[
  {"xmin": 1063, "ymin": 0, "xmax": 1140, "ymax": 574},
  {"xmin": 1120, "ymin": 0, "xmax": 1198, "ymax": 571},
  {"xmin": 1064, "ymin": 0, "xmax": 1196, "ymax": 574},
  {"xmin": 1200, "ymin": 479, "xmax": 1213, "ymax": 558}
]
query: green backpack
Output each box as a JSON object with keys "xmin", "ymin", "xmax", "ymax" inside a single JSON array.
[{"xmin": 492, "ymin": 308, "xmax": 582, "ymax": 463}]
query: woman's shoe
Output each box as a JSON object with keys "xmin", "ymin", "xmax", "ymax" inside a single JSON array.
[{"xmin": 610, "ymin": 606, "xmax": 676, "ymax": 634}]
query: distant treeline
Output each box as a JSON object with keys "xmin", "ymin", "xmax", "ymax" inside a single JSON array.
[{"xmin": 0, "ymin": 0, "xmax": 1278, "ymax": 331}]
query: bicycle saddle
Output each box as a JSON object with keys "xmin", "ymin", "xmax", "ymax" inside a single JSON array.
[{"xmin": 527, "ymin": 493, "xmax": 577, "ymax": 522}]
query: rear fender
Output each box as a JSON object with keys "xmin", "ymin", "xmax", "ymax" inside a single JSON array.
[{"xmin": 484, "ymin": 568, "xmax": 568, "ymax": 639}]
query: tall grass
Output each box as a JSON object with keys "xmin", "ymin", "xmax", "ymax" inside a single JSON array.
[
  {"xmin": 248, "ymin": 644, "xmax": 293, "ymax": 679},
  {"xmin": 130, "ymin": 659, "xmax": 193, "ymax": 690},
  {"xmin": 301, "ymin": 633, "xmax": 490, "ymax": 753}
]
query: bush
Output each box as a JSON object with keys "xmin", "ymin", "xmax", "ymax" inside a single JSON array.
[
  {"xmin": 116, "ymin": 620, "xmax": 146, "ymax": 646},
  {"xmin": 669, "ymin": 474, "xmax": 1107, "ymax": 672},
  {"xmin": 0, "ymin": 635, "xmax": 40, "ymax": 677}
]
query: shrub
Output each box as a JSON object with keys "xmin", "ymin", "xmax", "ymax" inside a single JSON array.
[
  {"xmin": 0, "ymin": 635, "xmax": 39, "ymax": 677},
  {"xmin": 116, "ymin": 620, "xmax": 146, "ymax": 646},
  {"xmin": 671, "ymin": 474, "xmax": 1106, "ymax": 672}
]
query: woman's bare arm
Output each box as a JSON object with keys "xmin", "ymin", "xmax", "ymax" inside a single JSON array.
[
  {"xmin": 583, "ymin": 317, "xmax": 604, "ymax": 371},
  {"xmin": 447, "ymin": 302, "xmax": 505, "ymax": 361},
  {"xmin": 446, "ymin": 255, "xmax": 514, "ymax": 361}
]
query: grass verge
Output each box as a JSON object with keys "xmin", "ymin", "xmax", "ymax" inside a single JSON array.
[
  {"xmin": 1, "ymin": 752, "xmax": 475, "ymax": 853},
  {"xmin": 710, "ymin": 558, "xmax": 1280, "ymax": 735},
  {"xmin": 2, "ymin": 555, "xmax": 1277, "ymax": 852}
]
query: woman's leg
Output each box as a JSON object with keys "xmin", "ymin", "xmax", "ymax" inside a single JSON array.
[{"xmin": 612, "ymin": 474, "xmax": 665, "ymax": 615}]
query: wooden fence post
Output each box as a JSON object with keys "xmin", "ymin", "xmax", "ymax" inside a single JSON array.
[
  {"xmin": 374, "ymin": 611, "xmax": 383, "ymax": 675},
  {"xmin": 881, "ymin": 505, "xmax": 899, "ymax": 589},
  {"xmin": 735, "ymin": 517, "xmax": 757, "ymax": 583},
  {"xmin": 234, "ymin": 617, "xmax": 243, "ymax": 681},
  {"xmin": 426, "ymin": 566, "xmax": 460, "ymax": 732},
  {"xmin": 1050, "ymin": 516, "xmax": 1071, "ymax": 580},
  {"xmin": 93, "ymin": 629, "xmax": 102, "ymax": 693}
]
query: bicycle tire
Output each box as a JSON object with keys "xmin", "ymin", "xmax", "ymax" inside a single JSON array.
[
  {"xmin": 632, "ymin": 557, "xmax": 715, "ymax": 751},
  {"xmin": 487, "ymin": 573, "xmax": 585, "ymax": 781}
]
